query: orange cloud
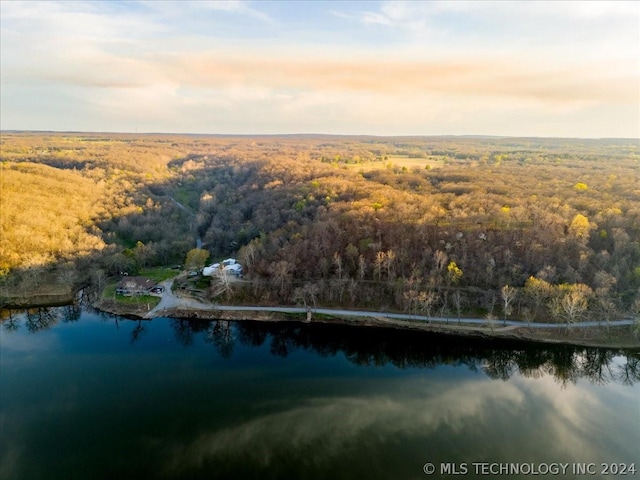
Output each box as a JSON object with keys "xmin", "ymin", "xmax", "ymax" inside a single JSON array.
[
  {"xmin": 167, "ymin": 53, "xmax": 637, "ymax": 107},
  {"xmin": 6, "ymin": 43, "xmax": 636, "ymax": 118}
]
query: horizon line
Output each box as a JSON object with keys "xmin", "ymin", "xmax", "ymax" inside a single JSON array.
[{"xmin": 2, "ymin": 129, "xmax": 639, "ymax": 141}]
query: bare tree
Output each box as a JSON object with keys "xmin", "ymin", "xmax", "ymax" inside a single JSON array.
[
  {"xmin": 553, "ymin": 284, "xmax": 592, "ymax": 331},
  {"xmin": 333, "ymin": 252, "xmax": 343, "ymax": 280},
  {"xmin": 501, "ymin": 285, "xmax": 518, "ymax": 324},
  {"xmin": 403, "ymin": 289, "xmax": 419, "ymax": 316},
  {"xmin": 522, "ymin": 307, "xmax": 534, "ymax": 328},
  {"xmin": 433, "ymin": 250, "xmax": 448, "ymax": 271},
  {"xmin": 90, "ymin": 268, "xmax": 107, "ymax": 291},
  {"xmin": 418, "ymin": 290, "xmax": 439, "ymax": 321},
  {"xmin": 269, "ymin": 260, "xmax": 293, "ymax": 296},
  {"xmin": 593, "ymin": 270, "xmax": 618, "ymax": 328},
  {"xmin": 57, "ymin": 265, "xmax": 78, "ymax": 285},
  {"xmin": 452, "ymin": 290, "xmax": 464, "ymax": 323},
  {"xmin": 347, "ymin": 278, "xmax": 358, "ymax": 305},
  {"xmin": 523, "ymin": 276, "xmax": 553, "ymax": 321},
  {"xmin": 239, "ymin": 242, "xmax": 258, "ymax": 272},
  {"xmin": 385, "ymin": 249, "xmax": 396, "ymax": 280},
  {"xmin": 210, "ymin": 267, "xmax": 233, "ymax": 299},
  {"xmin": 358, "ymin": 254, "xmax": 367, "ymax": 281},
  {"xmin": 292, "ymin": 283, "xmax": 320, "ymax": 321},
  {"xmin": 374, "ymin": 251, "xmax": 385, "ymax": 281},
  {"xmin": 292, "ymin": 283, "xmax": 319, "ymax": 309}
]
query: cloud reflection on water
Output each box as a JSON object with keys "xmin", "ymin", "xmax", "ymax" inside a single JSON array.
[
  {"xmin": 164, "ymin": 373, "xmax": 638, "ymax": 474},
  {"xmin": 2, "ymin": 311, "xmax": 638, "ymax": 479}
]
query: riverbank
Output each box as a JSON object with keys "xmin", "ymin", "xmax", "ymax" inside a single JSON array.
[
  {"xmin": 1, "ymin": 289, "xmax": 77, "ymax": 309},
  {"xmin": 7, "ymin": 281, "xmax": 637, "ymax": 349},
  {"xmin": 94, "ymin": 299, "xmax": 640, "ymax": 350}
]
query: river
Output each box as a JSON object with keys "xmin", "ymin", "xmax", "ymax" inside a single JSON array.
[{"xmin": 1, "ymin": 306, "xmax": 638, "ymax": 480}]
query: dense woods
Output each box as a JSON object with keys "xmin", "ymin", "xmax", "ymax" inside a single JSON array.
[{"xmin": 1, "ymin": 132, "xmax": 639, "ymax": 323}]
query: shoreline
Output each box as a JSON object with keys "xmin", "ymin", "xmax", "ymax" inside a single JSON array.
[
  {"xmin": 93, "ymin": 300, "xmax": 640, "ymax": 350},
  {"xmin": 3, "ymin": 288, "xmax": 637, "ymax": 350},
  {"xmin": 1, "ymin": 292, "xmax": 77, "ymax": 309}
]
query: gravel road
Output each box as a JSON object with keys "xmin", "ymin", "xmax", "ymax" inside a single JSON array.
[{"xmin": 145, "ymin": 279, "xmax": 635, "ymax": 329}]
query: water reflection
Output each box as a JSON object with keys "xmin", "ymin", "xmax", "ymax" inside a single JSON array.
[
  {"xmin": 160, "ymin": 374, "xmax": 637, "ymax": 478},
  {"xmin": 2, "ymin": 307, "xmax": 639, "ymax": 386},
  {"xmin": 1, "ymin": 307, "xmax": 638, "ymax": 480},
  {"xmin": 129, "ymin": 319, "xmax": 147, "ymax": 344},
  {"xmin": 168, "ymin": 318, "xmax": 234, "ymax": 358},
  {"xmin": 169, "ymin": 319, "xmax": 640, "ymax": 386},
  {"xmin": 1, "ymin": 290, "xmax": 86, "ymax": 333}
]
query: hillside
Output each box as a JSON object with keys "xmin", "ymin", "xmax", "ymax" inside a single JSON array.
[{"xmin": 1, "ymin": 132, "xmax": 639, "ymax": 324}]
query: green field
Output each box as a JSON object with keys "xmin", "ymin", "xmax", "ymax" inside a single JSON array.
[
  {"xmin": 344, "ymin": 154, "xmax": 445, "ymax": 172},
  {"xmin": 138, "ymin": 267, "xmax": 179, "ymax": 282},
  {"xmin": 102, "ymin": 283, "xmax": 161, "ymax": 307}
]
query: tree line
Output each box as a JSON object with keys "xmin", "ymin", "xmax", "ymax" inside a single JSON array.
[
  {"xmin": 3, "ymin": 306, "xmax": 638, "ymax": 385},
  {"xmin": 1, "ymin": 132, "xmax": 639, "ymax": 324}
]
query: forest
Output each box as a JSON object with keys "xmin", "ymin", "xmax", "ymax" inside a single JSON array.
[{"xmin": 1, "ymin": 132, "xmax": 639, "ymax": 325}]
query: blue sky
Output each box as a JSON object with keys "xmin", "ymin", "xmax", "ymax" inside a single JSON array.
[{"xmin": 1, "ymin": 1, "xmax": 638, "ymax": 137}]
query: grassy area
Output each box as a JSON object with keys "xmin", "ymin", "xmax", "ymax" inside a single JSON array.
[
  {"xmin": 102, "ymin": 283, "xmax": 161, "ymax": 308},
  {"xmin": 138, "ymin": 267, "xmax": 178, "ymax": 282},
  {"xmin": 387, "ymin": 154, "xmax": 440, "ymax": 167},
  {"xmin": 344, "ymin": 155, "xmax": 444, "ymax": 173}
]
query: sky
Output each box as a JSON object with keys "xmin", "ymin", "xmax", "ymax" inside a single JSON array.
[{"xmin": 1, "ymin": 1, "xmax": 639, "ymax": 138}]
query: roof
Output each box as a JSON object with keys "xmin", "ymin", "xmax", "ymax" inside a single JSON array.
[
  {"xmin": 202, "ymin": 266, "xmax": 217, "ymax": 276},
  {"xmin": 116, "ymin": 276, "xmax": 157, "ymax": 290}
]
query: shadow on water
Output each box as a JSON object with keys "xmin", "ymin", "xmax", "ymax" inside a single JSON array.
[{"xmin": 2, "ymin": 304, "xmax": 639, "ymax": 387}]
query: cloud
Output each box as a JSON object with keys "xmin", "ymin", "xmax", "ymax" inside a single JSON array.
[
  {"xmin": 160, "ymin": 374, "xmax": 638, "ymax": 475},
  {"xmin": 1, "ymin": 0, "xmax": 638, "ymax": 136},
  {"xmin": 4, "ymin": 1, "xmax": 634, "ymax": 108},
  {"xmin": 198, "ymin": 0, "xmax": 274, "ymax": 23},
  {"xmin": 350, "ymin": 1, "xmax": 640, "ymax": 62},
  {"xmin": 6, "ymin": 45, "xmax": 635, "ymax": 110},
  {"xmin": 360, "ymin": 11, "xmax": 395, "ymax": 26},
  {"xmin": 140, "ymin": 0, "xmax": 274, "ymax": 24},
  {"xmin": 0, "ymin": 328, "xmax": 59, "ymax": 354},
  {"xmin": 179, "ymin": 54, "xmax": 637, "ymax": 107},
  {"xmin": 162, "ymin": 379, "xmax": 526, "ymax": 472},
  {"xmin": 355, "ymin": 1, "xmax": 640, "ymax": 32}
]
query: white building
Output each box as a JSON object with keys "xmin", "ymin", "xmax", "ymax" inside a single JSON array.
[{"xmin": 203, "ymin": 260, "xmax": 243, "ymax": 277}]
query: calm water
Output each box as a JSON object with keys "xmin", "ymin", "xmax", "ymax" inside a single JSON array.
[{"xmin": 1, "ymin": 306, "xmax": 638, "ymax": 480}]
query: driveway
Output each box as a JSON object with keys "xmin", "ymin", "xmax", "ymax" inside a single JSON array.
[{"xmin": 144, "ymin": 279, "xmax": 212, "ymax": 318}]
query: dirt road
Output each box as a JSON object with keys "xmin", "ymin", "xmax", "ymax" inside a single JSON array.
[{"xmin": 146, "ymin": 280, "xmax": 635, "ymax": 330}]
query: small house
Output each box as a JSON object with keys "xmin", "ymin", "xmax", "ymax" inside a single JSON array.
[{"xmin": 116, "ymin": 277, "xmax": 158, "ymax": 296}]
